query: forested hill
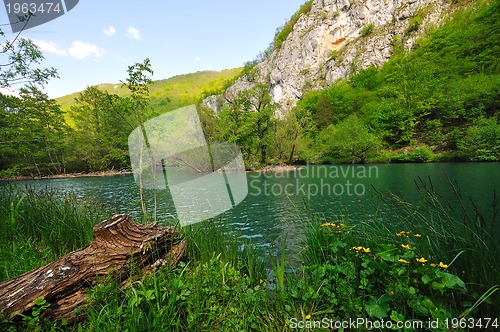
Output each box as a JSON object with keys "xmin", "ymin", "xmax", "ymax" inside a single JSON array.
[{"xmin": 57, "ymin": 69, "xmax": 241, "ymax": 126}]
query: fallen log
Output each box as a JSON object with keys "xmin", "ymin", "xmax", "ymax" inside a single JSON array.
[{"xmin": 0, "ymin": 214, "xmax": 186, "ymax": 324}]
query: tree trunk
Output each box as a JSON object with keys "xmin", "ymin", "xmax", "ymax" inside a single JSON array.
[{"xmin": 0, "ymin": 214, "xmax": 186, "ymax": 324}]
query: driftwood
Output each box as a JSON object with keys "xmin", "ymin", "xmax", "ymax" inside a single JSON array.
[{"xmin": 0, "ymin": 214, "xmax": 186, "ymax": 323}]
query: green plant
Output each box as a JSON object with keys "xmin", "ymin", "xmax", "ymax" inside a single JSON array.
[
  {"xmin": 408, "ymin": 145, "xmax": 435, "ymax": 162},
  {"xmin": 272, "ymin": 236, "xmax": 288, "ymax": 297},
  {"xmin": 10, "ymin": 296, "xmax": 55, "ymax": 332},
  {"xmin": 406, "ymin": 15, "xmax": 423, "ymax": 34},
  {"xmin": 361, "ymin": 23, "xmax": 375, "ymax": 37},
  {"xmin": 0, "ymin": 186, "xmax": 106, "ymax": 282},
  {"xmin": 302, "ymin": 220, "xmax": 470, "ymax": 325},
  {"xmin": 458, "ymin": 117, "xmax": 500, "ymax": 161},
  {"xmin": 368, "ymin": 177, "xmax": 500, "ymax": 317}
]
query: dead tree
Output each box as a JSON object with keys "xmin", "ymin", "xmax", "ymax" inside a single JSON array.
[{"xmin": 0, "ymin": 214, "xmax": 186, "ymax": 323}]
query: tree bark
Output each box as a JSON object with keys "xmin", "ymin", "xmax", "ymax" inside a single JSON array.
[{"xmin": 0, "ymin": 214, "xmax": 186, "ymax": 324}]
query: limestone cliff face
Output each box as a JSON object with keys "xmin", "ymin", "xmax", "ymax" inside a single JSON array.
[{"xmin": 207, "ymin": 0, "xmax": 455, "ymax": 115}]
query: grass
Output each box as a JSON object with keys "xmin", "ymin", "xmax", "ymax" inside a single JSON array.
[
  {"xmin": 0, "ymin": 186, "xmax": 107, "ymax": 282},
  {"xmin": 0, "ymin": 181, "xmax": 498, "ymax": 331}
]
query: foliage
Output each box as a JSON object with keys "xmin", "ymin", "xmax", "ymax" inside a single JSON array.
[
  {"xmin": 319, "ymin": 115, "xmax": 382, "ymax": 163},
  {"xmin": 69, "ymin": 86, "xmax": 131, "ymax": 172},
  {"xmin": 292, "ymin": 0, "xmax": 500, "ymax": 163},
  {"xmin": 367, "ymin": 177, "xmax": 500, "ymax": 317},
  {"xmin": 57, "ymin": 69, "xmax": 242, "ymax": 122},
  {"xmin": 302, "ymin": 221, "xmax": 469, "ymax": 324},
  {"xmin": 0, "ymin": 87, "xmax": 69, "ymax": 177},
  {"xmin": 457, "ymin": 117, "xmax": 500, "ymax": 161},
  {"xmin": 204, "ymin": 83, "xmax": 279, "ymax": 167},
  {"xmin": 0, "ymin": 25, "xmax": 58, "ymax": 88}
]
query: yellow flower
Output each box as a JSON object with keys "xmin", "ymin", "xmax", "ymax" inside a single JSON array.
[
  {"xmin": 362, "ymin": 247, "xmax": 371, "ymax": 253},
  {"xmin": 438, "ymin": 262, "xmax": 448, "ymax": 269},
  {"xmin": 396, "ymin": 231, "xmax": 405, "ymax": 237},
  {"xmin": 321, "ymin": 222, "xmax": 331, "ymax": 227},
  {"xmin": 339, "ymin": 223, "xmax": 345, "ymax": 227},
  {"xmin": 430, "ymin": 263, "xmax": 436, "ymax": 267},
  {"xmin": 416, "ymin": 257, "xmax": 427, "ymax": 263},
  {"xmin": 399, "ymin": 259, "xmax": 409, "ymax": 264},
  {"xmin": 401, "ymin": 244, "xmax": 411, "ymax": 250},
  {"xmin": 414, "ymin": 233, "xmax": 422, "ymax": 238},
  {"xmin": 305, "ymin": 314, "xmax": 311, "ymax": 320},
  {"xmin": 406, "ymin": 231, "xmax": 412, "ymax": 234},
  {"xmin": 260, "ymin": 279, "xmax": 264, "ymax": 284}
]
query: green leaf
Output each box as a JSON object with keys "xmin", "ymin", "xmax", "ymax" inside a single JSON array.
[
  {"xmin": 421, "ymin": 273, "xmax": 432, "ymax": 284},
  {"xmin": 441, "ymin": 272, "xmax": 466, "ymax": 290},
  {"xmin": 390, "ymin": 310, "xmax": 405, "ymax": 322},
  {"xmin": 33, "ymin": 296, "xmax": 46, "ymax": 306},
  {"xmin": 365, "ymin": 295, "xmax": 390, "ymax": 319}
]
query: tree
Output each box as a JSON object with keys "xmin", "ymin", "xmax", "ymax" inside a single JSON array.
[
  {"xmin": 0, "ymin": 22, "xmax": 58, "ymax": 88},
  {"xmin": 121, "ymin": 59, "xmax": 155, "ymax": 221},
  {"xmin": 0, "ymin": 86, "xmax": 68, "ymax": 177},
  {"xmin": 70, "ymin": 86, "xmax": 130, "ymax": 172},
  {"xmin": 323, "ymin": 115, "xmax": 382, "ymax": 163},
  {"xmin": 0, "ymin": 20, "xmax": 60, "ymax": 177},
  {"xmin": 214, "ymin": 83, "xmax": 278, "ymax": 166},
  {"xmin": 458, "ymin": 117, "xmax": 499, "ymax": 161},
  {"xmin": 273, "ymin": 106, "xmax": 314, "ymax": 164}
]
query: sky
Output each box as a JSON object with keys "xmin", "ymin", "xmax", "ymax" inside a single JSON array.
[{"xmin": 0, "ymin": 0, "xmax": 307, "ymax": 98}]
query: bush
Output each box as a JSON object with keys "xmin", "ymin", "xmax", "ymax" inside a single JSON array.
[
  {"xmin": 458, "ymin": 117, "xmax": 500, "ymax": 161},
  {"xmin": 408, "ymin": 145, "xmax": 435, "ymax": 162}
]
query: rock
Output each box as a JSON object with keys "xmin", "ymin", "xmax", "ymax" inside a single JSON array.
[{"xmin": 203, "ymin": 0, "xmax": 455, "ymax": 113}]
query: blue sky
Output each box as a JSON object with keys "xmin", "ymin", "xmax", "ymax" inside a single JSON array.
[{"xmin": 0, "ymin": 0, "xmax": 307, "ymax": 98}]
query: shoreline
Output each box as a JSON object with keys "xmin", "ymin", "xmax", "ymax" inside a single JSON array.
[
  {"xmin": 0, "ymin": 169, "xmax": 132, "ymax": 181},
  {"xmin": 0, "ymin": 160, "xmax": 487, "ymax": 181}
]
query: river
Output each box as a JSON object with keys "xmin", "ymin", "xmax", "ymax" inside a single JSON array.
[{"xmin": 1, "ymin": 163, "xmax": 498, "ymax": 255}]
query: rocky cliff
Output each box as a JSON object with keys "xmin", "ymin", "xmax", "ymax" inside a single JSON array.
[{"xmin": 205, "ymin": 0, "xmax": 458, "ymax": 116}]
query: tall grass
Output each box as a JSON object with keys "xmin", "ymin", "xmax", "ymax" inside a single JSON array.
[
  {"xmin": 1, "ymin": 179, "xmax": 498, "ymax": 330},
  {"xmin": 0, "ymin": 185, "xmax": 106, "ymax": 281},
  {"xmin": 353, "ymin": 177, "xmax": 499, "ymax": 317}
]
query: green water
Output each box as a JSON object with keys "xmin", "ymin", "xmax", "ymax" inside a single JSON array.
[{"xmin": 2, "ymin": 163, "xmax": 498, "ymax": 252}]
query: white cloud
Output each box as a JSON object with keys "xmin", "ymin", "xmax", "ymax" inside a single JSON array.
[
  {"xmin": 32, "ymin": 39, "xmax": 104, "ymax": 60},
  {"xmin": 103, "ymin": 26, "xmax": 116, "ymax": 37},
  {"xmin": 68, "ymin": 41, "xmax": 104, "ymax": 60},
  {"xmin": 126, "ymin": 27, "xmax": 141, "ymax": 40},
  {"xmin": 33, "ymin": 39, "xmax": 68, "ymax": 56}
]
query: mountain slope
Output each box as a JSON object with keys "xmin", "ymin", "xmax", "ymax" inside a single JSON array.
[
  {"xmin": 207, "ymin": 0, "xmax": 473, "ymax": 114},
  {"xmin": 57, "ymin": 68, "xmax": 242, "ymax": 125}
]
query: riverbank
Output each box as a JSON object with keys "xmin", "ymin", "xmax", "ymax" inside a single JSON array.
[
  {"xmin": 0, "ymin": 169, "xmax": 132, "ymax": 181},
  {"xmin": 0, "ymin": 185, "xmax": 497, "ymax": 330}
]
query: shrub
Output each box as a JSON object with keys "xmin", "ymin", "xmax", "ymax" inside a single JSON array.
[
  {"xmin": 458, "ymin": 117, "xmax": 500, "ymax": 161},
  {"xmin": 408, "ymin": 145, "xmax": 435, "ymax": 162}
]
